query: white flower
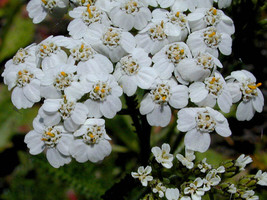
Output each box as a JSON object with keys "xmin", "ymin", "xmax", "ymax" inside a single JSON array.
[
  {"xmin": 109, "ymin": 0, "xmax": 152, "ymax": 31},
  {"xmin": 235, "ymin": 154, "xmax": 252, "ymax": 171},
  {"xmin": 2, "ymin": 44, "xmax": 37, "ymax": 82},
  {"xmin": 136, "ymin": 20, "xmax": 182, "ymax": 55},
  {"xmin": 153, "ymin": 182, "xmax": 167, "ymax": 198},
  {"xmin": 152, "ymin": 42, "xmax": 192, "ymax": 79},
  {"xmin": 177, "ymin": 107, "xmax": 231, "ymax": 152},
  {"xmin": 227, "ymin": 184, "xmax": 237, "ymax": 194},
  {"xmin": 70, "ymin": 118, "xmax": 112, "ymax": 163},
  {"xmin": 24, "ymin": 115, "xmax": 73, "ymax": 168},
  {"xmin": 189, "ymin": 71, "xmax": 233, "ymax": 113},
  {"xmin": 39, "ymin": 96, "xmax": 88, "ymax": 131},
  {"xmin": 131, "ymin": 166, "xmax": 153, "ymax": 186},
  {"xmin": 68, "ymin": 5, "xmax": 110, "ymax": 39},
  {"xmin": 152, "ymin": 143, "xmax": 174, "ymax": 168},
  {"xmin": 175, "ymin": 52, "xmax": 222, "ymax": 85},
  {"xmin": 187, "ymin": 26, "xmax": 232, "ymax": 57},
  {"xmin": 198, "ymin": 158, "xmax": 212, "ymax": 173},
  {"xmin": 187, "ymin": 7, "xmax": 235, "ymax": 35},
  {"xmin": 241, "ymin": 190, "xmax": 259, "ymax": 200},
  {"xmin": 84, "ymin": 24, "xmax": 136, "ymax": 62},
  {"xmin": 166, "ymin": 188, "xmax": 180, "ymax": 200},
  {"xmin": 184, "ymin": 178, "xmax": 205, "ymax": 200},
  {"xmin": 176, "ymin": 148, "xmax": 195, "ymax": 169},
  {"xmin": 226, "ymin": 70, "xmax": 264, "ymax": 121},
  {"xmin": 114, "ymin": 48, "xmax": 157, "ymax": 96},
  {"xmin": 171, "ymin": 0, "xmax": 197, "ymax": 12},
  {"xmin": 27, "ymin": 0, "xmax": 68, "ymax": 24},
  {"xmin": 84, "ymin": 73, "xmax": 123, "ymax": 119},
  {"xmin": 140, "ymin": 78, "xmax": 188, "ymax": 127},
  {"xmin": 255, "ymin": 170, "xmax": 267, "ymax": 186},
  {"xmin": 203, "ymin": 169, "xmax": 221, "ymax": 191},
  {"xmin": 41, "ymin": 61, "xmax": 85, "ymax": 100},
  {"xmin": 37, "ymin": 35, "xmax": 71, "ymax": 71},
  {"xmin": 152, "ymin": 9, "xmax": 190, "ymax": 42},
  {"xmin": 3, "ymin": 64, "xmax": 43, "ymax": 109}
]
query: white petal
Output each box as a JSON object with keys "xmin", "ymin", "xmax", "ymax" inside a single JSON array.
[
  {"xmin": 85, "ymin": 99, "xmax": 102, "ymax": 118},
  {"xmin": 11, "ymin": 87, "xmax": 34, "ymax": 109},
  {"xmin": 46, "ymin": 148, "xmax": 71, "ymax": 168},
  {"xmin": 177, "ymin": 108, "xmax": 197, "ymax": 132},
  {"xmin": 57, "ymin": 134, "xmax": 73, "ymax": 156},
  {"xmin": 184, "ymin": 129, "xmax": 211, "ymax": 153},
  {"xmin": 236, "ymin": 101, "xmax": 255, "ymax": 121},
  {"xmin": 100, "ymin": 95, "xmax": 122, "ymax": 119},
  {"xmin": 147, "ymin": 104, "xmax": 171, "ymax": 127},
  {"xmin": 140, "ymin": 94, "xmax": 155, "ymax": 115}
]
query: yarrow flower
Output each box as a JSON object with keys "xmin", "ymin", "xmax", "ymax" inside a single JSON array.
[
  {"xmin": 165, "ymin": 188, "xmax": 180, "ymax": 200},
  {"xmin": 254, "ymin": 170, "xmax": 267, "ymax": 186},
  {"xmin": 131, "ymin": 166, "xmax": 153, "ymax": 186},
  {"xmin": 177, "ymin": 107, "xmax": 231, "ymax": 152},
  {"xmin": 151, "ymin": 143, "xmax": 174, "ymax": 168},
  {"xmin": 176, "ymin": 148, "xmax": 195, "ymax": 169},
  {"xmin": 70, "ymin": 118, "xmax": 112, "ymax": 163},
  {"xmin": 184, "ymin": 177, "xmax": 205, "ymax": 200},
  {"xmin": 235, "ymin": 154, "xmax": 252, "ymax": 171}
]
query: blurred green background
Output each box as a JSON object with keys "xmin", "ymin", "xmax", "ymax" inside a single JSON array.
[{"xmin": 0, "ymin": 0, "xmax": 266, "ymax": 199}]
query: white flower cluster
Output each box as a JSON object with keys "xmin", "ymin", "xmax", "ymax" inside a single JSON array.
[
  {"xmin": 132, "ymin": 144, "xmax": 228, "ymax": 199},
  {"xmin": 2, "ymin": 0, "xmax": 264, "ymax": 168}
]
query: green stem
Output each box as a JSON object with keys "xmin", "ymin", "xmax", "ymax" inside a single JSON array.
[{"xmin": 125, "ymin": 95, "xmax": 151, "ymax": 165}]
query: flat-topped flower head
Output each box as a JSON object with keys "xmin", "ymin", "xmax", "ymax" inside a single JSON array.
[
  {"xmin": 109, "ymin": 0, "xmax": 152, "ymax": 31},
  {"xmin": 27, "ymin": 0, "xmax": 68, "ymax": 23},
  {"xmin": 226, "ymin": 70, "xmax": 264, "ymax": 121},
  {"xmin": 85, "ymin": 24, "xmax": 136, "ymax": 62},
  {"xmin": 39, "ymin": 96, "xmax": 88, "ymax": 131},
  {"xmin": 114, "ymin": 48, "xmax": 157, "ymax": 96},
  {"xmin": 68, "ymin": 4, "xmax": 110, "ymax": 39},
  {"xmin": 140, "ymin": 78, "xmax": 188, "ymax": 127},
  {"xmin": 176, "ymin": 148, "xmax": 195, "ymax": 169},
  {"xmin": 131, "ymin": 166, "xmax": 153, "ymax": 186},
  {"xmin": 84, "ymin": 73, "xmax": 123, "ymax": 119},
  {"xmin": 152, "ymin": 143, "xmax": 174, "ymax": 168},
  {"xmin": 189, "ymin": 72, "xmax": 232, "ymax": 113},
  {"xmin": 177, "ymin": 107, "xmax": 231, "ymax": 152},
  {"xmin": 184, "ymin": 177, "xmax": 205, "ymax": 200},
  {"xmin": 187, "ymin": 26, "xmax": 232, "ymax": 58},
  {"xmin": 24, "ymin": 115, "xmax": 73, "ymax": 168},
  {"xmin": 152, "ymin": 42, "xmax": 192, "ymax": 79},
  {"xmin": 175, "ymin": 52, "xmax": 223, "ymax": 85},
  {"xmin": 70, "ymin": 118, "xmax": 112, "ymax": 163}
]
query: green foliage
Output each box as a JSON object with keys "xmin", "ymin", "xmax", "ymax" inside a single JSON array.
[{"xmin": 0, "ymin": 85, "xmax": 38, "ymax": 152}]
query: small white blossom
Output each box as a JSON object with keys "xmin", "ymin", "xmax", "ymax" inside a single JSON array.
[
  {"xmin": 189, "ymin": 71, "xmax": 233, "ymax": 113},
  {"xmin": 177, "ymin": 107, "xmax": 231, "ymax": 152},
  {"xmin": 68, "ymin": 4, "xmax": 110, "ymax": 39},
  {"xmin": 175, "ymin": 52, "xmax": 222, "ymax": 85},
  {"xmin": 27, "ymin": 0, "xmax": 68, "ymax": 24},
  {"xmin": 152, "ymin": 42, "xmax": 192, "ymax": 79},
  {"xmin": 184, "ymin": 177, "xmax": 205, "ymax": 200},
  {"xmin": 84, "ymin": 24, "xmax": 136, "ymax": 62},
  {"xmin": 84, "ymin": 73, "xmax": 123, "ymax": 119},
  {"xmin": 131, "ymin": 166, "xmax": 153, "ymax": 186},
  {"xmin": 140, "ymin": 78, "xmax": 188, "ymax": 127},
  {"xmin": 153, "ymin": 182, "xmax": 167, "ymax": 198},
  {"xmin": 203, "ymin": 169, "xmax": 221, "ymax": 191},
  {"xmin": 166, "ymin": 188, "xmax": 180, "ymax": 200},
  {"xmin": 241, "ymin": 190, "xmax": 259, "ymax": 200},
  {"xmin": 114, "ymin": 48, "xmax": 157, "ymax": 96},
  {"xmin": 176, "ymin": 148, "xmax": 195, "ymax": 169},
  {"xmin": 187, "ymin": 7, "xmax": 235, "ymax": 35},
  {"xmin": 226, "ymin": 70, "xmax": 264, "ymax": 121},
  {"xmin": 227, "ymin": 184, "xmax": 237, "ymax": 194},
  {"xmin": 109, "ymin": 0, "xmax": 152, "ymax": 31},
  {"xmin": 24, "ymin": 115, "xmax": 73, "ymax": 168},
  {"xmin": 255, "ymin": 170, "xmax": 267, "ymax": 186},
  {"xmin": 152, "ymin": 143, "xmax": 174, "ymax": 169},
  {"xmin": 198, "ymin": 158, "xmax": 212, "ymax": 173},
  {"xmin": 70, "ymin": 118, "xmax": 112, "ymax": 163},
  {"xmin": 187, "ymin": 26, "xmax": 232, "ymax": 58},
  {"xmin": 235, "ymin": 154, "xmax": 253, "ymax": 171}
]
